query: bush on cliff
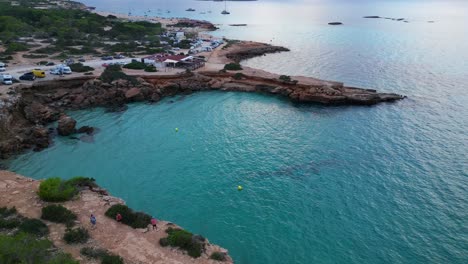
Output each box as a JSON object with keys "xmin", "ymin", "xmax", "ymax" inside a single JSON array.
[
  {"xmin": 69, "ymin": 63, "xmax": 94, "ymax": 72},
  {"xmin": 144, "ymin": 65, "xmax": 157, "ymax": 72},
  {"xmin": 100, "ymin": 64, "xmax": 138, "ymax": 85},
  {"xmin": 101, "ymin": 254, "xmax": 124, "ymax": 264},
  {"xmin": 38, "ymin": 178, "xmax": 77, "ymax": 202},
  {"xmin": 18, "ymin": 218, "xmax": 49, "ymax": 237},
  {"xmin": 0, "ymin": 233, "xmax": 78, "ymax": 264},
  {"xmin": 80, "ymin": 247, "xmax": 124, "ymax": 264},
  {"xmin": 232, "ymin": 72, "xmax": 245, "ymax": 80},
  {"xmin": 210, "ymin": 251, "xmax": 227, "ymax": 261},
  {"xmin": 63, "ymin": 227, "xmax": 89, "ymax": 244},
  {"xmin": 104, "ymin": 204, "xmax": 151, "ymax": 229},
  {"xmin": 279, "ymin": 75, "xmax": 298, "ymax": 85},
  {"xmin": 224, "ymin": 63, "xmax": 242, "ymax": 71},
  {"xmin": 123, "ymin": 61, "xmax": 146, "ymax": 70},
  {"xmin": 161, "ymin": 227, "xmax": 204, "ymax": 258},
  {"xmin": 41, "ymin": 205, "xmax": 77, "ymax": 226}
]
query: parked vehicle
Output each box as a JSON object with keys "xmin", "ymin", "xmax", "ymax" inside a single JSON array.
[
  {"xmin": 0, "ymin": 74, "xmax": 13, "ymax": 85},
  {"xmin": 46, "ymin": 62, "xmax": 55, "ymax": 66},
  {"xmin": 19, "ymin": 72, "xmax": 36, "ymax": 81},
  {"xmin": 102, "ymin": 56, "xmax": 113, "ymax": 60},
  {"xmin": 78, "ymin": 58, "xmax": 86, "ymax": 62},
  {"xmin": 50, "ymin": 64, "xmax": 72, "ymax": 75},
  {"xmin": 0, "ymin": 62, "xmax": 6, "ymax": 72},
  {"xmin": 114, "ymin": 54, "xmax": 125, "ymax": 59},
  {"xmin": 32, "ymin": 69, "xmax": 46, "ymax": 78}
]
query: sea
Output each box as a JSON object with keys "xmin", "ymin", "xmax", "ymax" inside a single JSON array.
[{"xmin": 8, "ymin": 0, "xmax": 468, "ymax": 263}]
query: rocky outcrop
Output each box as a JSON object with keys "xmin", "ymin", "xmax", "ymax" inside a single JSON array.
[
  {"xmin": 57, "ymin": 115, "xmax": 77, "ymax": 136},
  {"xmin": 226, "ymin": 45, "xmax": 290, "ymax": 63},
  {"xmin": 0, "ymin": 69, "xmax": 404, "ymax": 160}
]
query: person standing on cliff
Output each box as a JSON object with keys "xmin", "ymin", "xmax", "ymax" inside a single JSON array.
[
  {"xmin": 90, "ymin": 214, "xmax": 96, "ymax": 229},
  {"xmin": 151, "ymin": 217, "xmax": 158, "ymax": 230},
  {"xmin": 116, "ymin": 213, "xmax": 122, "ymax": 222}
]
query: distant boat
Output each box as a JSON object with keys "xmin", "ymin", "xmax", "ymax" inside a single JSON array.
[
  {"xmin": 186, "ymin": 8, "xmax": 196, "ymax": 12},
  {"xmin": 221, "ymin": 0, "xmax": 230, "ymax": 15}
]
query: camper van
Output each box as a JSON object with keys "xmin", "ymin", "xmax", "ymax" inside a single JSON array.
[
  {"xmin": 0, "ymin": 62, "xmax": 6, "ymax": 72},
  {"xmin": 50, "ymin": 64, "xmax": 72, "ymax": 75},
  {"xmin": 0, "ymin": 74, "xmax": 13, "ymax": 85}
]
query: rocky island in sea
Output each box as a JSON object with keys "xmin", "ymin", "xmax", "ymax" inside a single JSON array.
[{"xmin": 0, "ymin": 0, "xmax": 406, "ymax": 263}]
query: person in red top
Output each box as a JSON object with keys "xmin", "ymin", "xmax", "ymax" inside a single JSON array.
[
  {"xmin": 116, "ymin": 213, "xmax": 122, "ymax": 222},
  {"xmin": 151, "ymin": 217, "xmax": 157, "ymax": 230}
]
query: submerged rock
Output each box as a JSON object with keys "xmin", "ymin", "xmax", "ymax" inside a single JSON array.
[{"xmin": 57, "ymin": 115, "xmax": 77, "ymax": 136}]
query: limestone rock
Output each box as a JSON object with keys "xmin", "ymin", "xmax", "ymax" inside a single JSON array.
[{"xmin": 57, "ymin": 115, "xmax": 77, "ymax": 136}]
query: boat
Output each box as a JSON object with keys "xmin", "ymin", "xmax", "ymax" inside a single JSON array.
[
  {"xmin": 186, "ymin": 8, "xmax": 196, "ymax": 12},
  {"xmin": 221, "ymin": 0, "xmax": 230, "ymax": 15}
]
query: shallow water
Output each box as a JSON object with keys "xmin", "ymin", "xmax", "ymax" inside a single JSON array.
[{"xmin": 9, "ymin": 0, "xmax": 468, "ymax": 263}]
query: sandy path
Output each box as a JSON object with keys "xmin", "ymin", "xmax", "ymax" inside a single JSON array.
[{"xmin": 0, "ymin": 171, "xmax": 231, "ymax": 264}]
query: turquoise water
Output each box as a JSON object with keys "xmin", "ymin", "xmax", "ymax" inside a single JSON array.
[{"xmin": 8, "ymin": 0, "xmax": 468, "ymax": 263}]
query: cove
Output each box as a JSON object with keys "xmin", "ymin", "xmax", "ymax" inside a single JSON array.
[{"xmin": 8, "ymin": 91, "xmax": 466, "ymax": 264}]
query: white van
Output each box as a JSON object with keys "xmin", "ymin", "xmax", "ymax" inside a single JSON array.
[
  {"xmin": 50, "ymin": 64, "xmax": 72, "ymax": 75},
  {"xmin": 0, "ymin": 74, "xmax": 13, "ymax": 85},
  {"xmin": 0, "ymin": 62, "xmax": 5, "ymax": 72}
]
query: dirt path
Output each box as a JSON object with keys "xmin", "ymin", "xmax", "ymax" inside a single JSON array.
[{"xmin": 0, "ymin": 171, "xmax": 232, "ymax": 264}]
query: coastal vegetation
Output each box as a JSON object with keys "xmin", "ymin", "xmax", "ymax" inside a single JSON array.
[
  {"xmin": 0, "ymin": 2, "xmax": 164, "ymax": 58},
  {"xmin": 279, "ymin": 75, "xmax": 298, "ymax": 85},
  {"xmin": 104, "ymin": 204, "xmax": 151, "ymax": 229},
  {"xmin": 69, "ymin": 62, "xmax": 94, "ymax": 72},
  {"xmin": 38, "ymin": 176, "xmax": 96, "ymax": 202},
  {"xmin": 80, "ymin": 247, "xmax": 124, "ymax": 264},
  {"xmin": 100, "ymin": 64, "xmax": 139, "ymax": 85},
  {"xmin": 41, "ymin": 204, "xmax": 77, "ymax": 226},
  {"xmin": 210, "ymin": 251, "xmax": 227, "ymax": 261},
  {"xmin": 224, "ymin": 63, "xmax": 243, "ymax": 71},
  {"xmin": 0, "ymin": 206, "xmax": 77, "ymax": 263},
  {"xmin": 160, "ymin": 227, "xmax": 204, "ymax": 258},
  {"xmin": 63, "ymin": 227, "xmax": 89, "ymax": 244}
]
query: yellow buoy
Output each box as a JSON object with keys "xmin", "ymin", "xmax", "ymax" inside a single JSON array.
[{"xmin": 237, "ymin": 185, "xmax": 243, "ymax": 191}]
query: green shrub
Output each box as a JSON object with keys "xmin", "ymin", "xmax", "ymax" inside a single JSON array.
[
  {"xmin": 69, "ymin": 63, "xmax": 94, "ymax": 72},
  {"xmin": 0, "ymin": 218, "xmax": 21, "ymax": 229},
  {"xmin": 224, "ymin": 63, "xmax": 242, "ymax": 71},
  {"xmin": 101, "ymin": 254, "xmax": 124, "ymax": 264},
  {"xmin": 66, "ymin": 177, "xmax": 98, "ymax": 189},
  {"xmin": 104, "ymin": 204, "xmax": 151, "ymax": 229},
  {"xmin": 41, "ymin": 205, "xmax": 77, "ymax": 225},
  {"xmin": 80, "ymin": 247, "xmax": 109, "ymax": 259},
  {"xmin": 100, "ymin": 64, "xmax": 138, "ymax": 85},
  {"xmin": 22, "ymin": 53, "xmax": 48, "ymax": 59},
  {"xmin": 232, "ymin": 72, "xmax": 245, "ymax": 80},
  {"xmin": 38, "ymin": 177, "xmax": 77, "ymax": 202},
  {"xmin": 0, "ymin": 207, "xmax": 17, "ymax": 217},
  {"xmin": 144, "ymin": 65, "xmax": 157, "ymax": 72},
  {"xmin": 165, "ymin": 228, "xmax": 203, "ymax": 258},
  {"xmin": 18, "ymin": 218, "xmax": 48, "ymax": 237},
  {"xmin": 0, "ymin": 232, "xmax": 79, "ymax": 263},
  {"xmin": 210, "ymin": 251, "xmax": 227, "ymax": 261},
  {"xmin": 63, "ymin": 227, "xmax": 89, "ymax": 244},
  {"xmin": 159, "ymin": 237, "xmax": 169, "ymax": 247},
  {"xmin": 123, "ymin": 61, "xmax": 146, "ymax": 70}
]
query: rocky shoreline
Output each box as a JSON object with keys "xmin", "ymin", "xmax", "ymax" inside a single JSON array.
[{"xmin": 0, "ymin": 40, "xmax": 405, "ymax": 160}]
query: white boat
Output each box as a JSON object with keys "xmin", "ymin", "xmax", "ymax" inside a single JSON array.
[{"xmin": 221, "ymin": 0, "xmax": 230, "ymax": 15}]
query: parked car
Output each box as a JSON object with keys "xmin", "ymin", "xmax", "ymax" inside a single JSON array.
[
  {"xmin": 114, "ymin": 54, "xmax": 125, "ymax": 59},
  {"xmin": 78, "ymin": 58, "xmax": 86, "ymax": 62},
  {"xmin": 32, "ymin": 69, "xmax": 46, "ymax": 78},
  {"xmin": 19, "ymin": 72, "xmax": 36, "ymax": 81},
  {"xmin": 0, "ymin": 74, "xmax": 13, "ymax": 85},
  {"xmin": 0, "ymin": 62, "xmax": 6, "ymax": 72},
  {"xmin": 46, "ymin": 62, "xmax": 55, "ymax": 66},
  {"xmin": 102, "ymin": 56, "xmax": 113, "ymax": 60}
]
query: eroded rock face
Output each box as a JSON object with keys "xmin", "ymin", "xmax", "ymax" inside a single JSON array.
[
  {"xmin": 57, "ymin": 115, "xmax": 77, "ymax": 136},
  {"xmin": 23, "ymin": 103, "xmax": 60, "ymax": 124}
]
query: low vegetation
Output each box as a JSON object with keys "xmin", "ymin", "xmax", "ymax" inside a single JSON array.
[
  {"xmin": 144, "ymin": 65, "xmax": 157, "ymax": 72},
  {"xmin": 279, "ymin": 75, "xmax": 298, "ymax": 85},
  {"xmin": 224, "ymin": 63, "xmax": 243, "ymax": 71},
  {"xmin": 38, "ymin": 177, "xmax": 97, "ymax": 202},
  {"xmin": 100, "ymin": 64, "xmax": 139, "ymax": 85},
  {"xmin": 232, "ymin": 72, "xmax": 246, "ymax": 80},
  {"xmin": 160, "ymin": 227, "xmax": 204, "ymax": 258},
  {"xmin": 80, "ymin": 247, "xmax": 124, "ymax": 264},
  {"xmin": 123, "ymin": 61, "xmax": 146, "ymax": 70},
  {"xmin": 41, "ymin": 204, "xmax": 77, "ymax": 226},
  {"xmin": 63, "ymin": 227, "xmax": 89, "ymax": 244},
  {"xmin": 210, "ymin": 251, "xmax": 227, "ymax": 261},
  {"xmin": 18, "ymin": 218, "xmax": 49, "ymax": 237},
  {"xmin": 104, "ymin": 204, "xmax": 151, "ymax": 229},
  {"xmin": 69, "ymin": 63, "xmax": 94, "ymax": 72},
  {"xmin": 0, "ymin": 233, "xmax": 78, "ymax": 264}
]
